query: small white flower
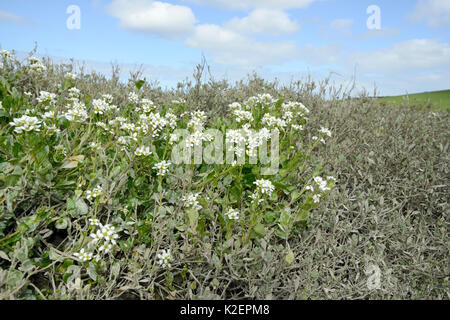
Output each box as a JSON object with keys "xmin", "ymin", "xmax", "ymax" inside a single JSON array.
[
  {"xmin": 89, "ymin": 142, "xmax": 101, "ymax": 151},
  {"xmin": 42, "ymin": 111, "xmax": 55, "ymax": 120},
  {"xmin": 102, "ymin": 94, "xmax": 113, "ymax": 104},
  {"xmin": 182, "ymin": 193, "xmax": 202, "ymax": 210},
  {"xmin": 74, "ymin": 248, "xmax": 93, "ymax": 262},
  {"xmin": 157, "ymin": 249, "xmax": 172, "ymax": 268},
  {"xmin": 319, "ymin": 126, "xmax": 332, "ymax": 137},
  {"xmin": 65, "ymin": 73, "xmax": 77, "ymax": 81},
  {"xmin": 128, "ymin": 92, "xmax": 139, "ymax": 104},
  {"xmin": 37, "ymin": 91, "xmax": 57, "ymax": 106},
  {"xmin": 253, "ymin": 179, "xmax": 275, "ymax": 196},
  {"xmin": 153, "ymin": 160, "xmax": 171, "ymax": 176},
  {"xmin": 64, "ymin": 101, "xmax": 88, "ymax": 123},
  {"xmin": 89, "ymin": 218, "xmax": 101, "ymax": 227},
  {"xmin": 98, "ymin": 242, "xmax": 113, "ymax": 253},
  {"xmin": 91, "ymin": 99, "xmax": 109, "ymax": 114},
  {"xmin": 135, "ymin": 146, "xmax": 152, "ymax": 157},
  {"xmin": 312, "ymin": 194, "xmax": 321, "ymax": 203},
  {"xmin": 86, "ymin": 185, "xmax": 104, "ymax": 201},
  {"xmin": 225, "ymin": 208, "xmax": 239, "ymax": 220}
]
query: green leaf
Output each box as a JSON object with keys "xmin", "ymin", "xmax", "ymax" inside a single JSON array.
[
  {"xmin": 60, "ymin": 155, "xmax": 85, "ymax": 169},
  {"xmin": 135, "ymin": 79, "xmax": 146, "ymax": 91},
  {"xmin": 187, "ymin": 208, "xmax": 199, "ymax": 231},
  {"xmin": 0, "ymin": 250, "xmax": 10, "ymax": 261},
  {"xmin": 87, "ymin": 262, "xmax": 98, "ymax": 281},
  {"xmin": 74, "ymin": 198, "xmax": 88, "ymax": 215},
  {"xmin": 55, "ymin": 217, "xmax": 68, "ymax": 230},
  {"xmin": 253, "ymin": 223, "xmax": 266, "ymax": 238}
]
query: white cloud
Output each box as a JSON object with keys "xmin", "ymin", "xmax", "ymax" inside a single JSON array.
[
  {"xmin": 185, "ymin": 24, "xmax": 299, "ymax": 66},
  {"xmin": 409, "ymin": 0, "xmax": 450, "ymax": 27},
  {"xmin": 224, "ymin": 9, "xmax": 300, "ymax": 35},
  {"xmin": 350, "ymin": 39, "xmax": 450, "ymax": 74},
  {"xmin": 357, "ymin": 27, "xmax": 400, "ymax": 40},
  {"xmin": 299, "ymin": 44, "xmax": 343, "ymax": 65},
  {"xmin": 107, "ymin": 0, "xmax": 196, "ymax": 39},
  {"xmin": 330, "ymin": 19, "xmax": 353, "ymax": 34},
  {"xmin": 0, "ymin": 10, "xmax": 33, "ymax": 25},
  {"xmin": 183, "ymin": 0, "xmax": 317, "ymax": 10}
]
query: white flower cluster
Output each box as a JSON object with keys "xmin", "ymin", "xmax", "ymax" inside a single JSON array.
[
  {"xmin": 92, "ymin": 97, "xmax": 118, "ymax": 115},
  {"xmin": 9, "ymin": 115, "xmax": 41, "ymax": 133},
  {"xmin": 128, "ymin": 92, "xmax": 139, "ymax": 104},
  {"xmin": 312, "ymin": 126, "xmax": 332, "ymax": 145},
  {"xmin": 120, "ymin": 122, "xmax": 137, "ymax": 133},
  {"xmin": 225, "ymin": 208, "xmax": 239, "ymax": 220},
  {"xmin": 90, "ymin": 223, "xmax": 120, "ymax": 253},
  {"xmin": 245, "ymin": 94, "xmax": 277, "ymax": 108},
  {"xmin": 89, "ymin": 218, "xmax": 101, "ymax": 227},
  {"xmin": 229, "ymin": 102, "xmax": 243, "ymax": 111},
  {"xmin": 172, "ymin": 98, "xmax": 185, "ymax": 105},
  {"xmin": 27, "ymin": 56, "xmax": 46, "ymax": 73},
  {"xmin": 245, "ymin": 127, "xmax": 271, "ymax": 158},
  {"xmin": 73, "ymin": 248, "xmax": 93, "ymax": 262},
  {"xmin": 153, "ymin": 160, "xmax": 171, "ymax": 176},
  {"xmin": 233, "ymin": 109, "xmax": 254, "ymax": 123},
  {"xmin": 165, "ymin": 112, "xmax": 178, "ymax": 130},
  {"xmin": 226, "ymin": 129, "xmax": 247, "ymax": 158},
  {"xmin": 64, "ymin": 101, "xmax": 88, "ymax": 123},
  {"xmin": 118, "ymin": 134, "xmax": 138, "ymax": 148},
  {"xmin": 226, "ymin": 128, "xmax": 271, "ymax": 159},
  {"xmin": 254, "ymin": 179, "xmax": 275, "ymax": 195},
  {"xmin": 42, "ymin": 111, "xmax": 55, "ymax": 120},
  {"xmin": 37, "ymin": 91, "xmax": 57, "ymax": 108},
  {"xmin": 0, "ymin": 50, "xmax": 13, "ymax": 60},
  {"xmin": 157, "ymin": 249, "xmax": 172, "ymax": 268},
  {"xmin": 187, "ymin": 110, "xmax": 207, "ymax": 130},
  {"xmin": 74, "ymin": 219, "xmax": 121, "ymax": 262},
  {"xmin": 140, "ymin": 99, "xmax": 155, "ymax": 113},
  {"xmin": 282, "ymin": 101, "xmax": 310, "ymax": 116},
  {"xmin": 292, "ymin": 124, "xmax": 304, "ymax": 131},
  {"xmin": 91, "ymin": 98, "xmax": 108, "ymax": 115},
  {"xmin": 250, "ymin": 179, "xmax": 275, "ymax": 204},
  {"xmin": 139, "ymin": 112, "xmax": 168, "ymax": 138},
  {"xmin": 135, "ymin": 145, "xmax": 152, "ymax": 157},
  {"xmin": 181, "ymin": 193, "xmax": 202, "ymax": 210},
  {"xmin": 305, "ymin": 176, "xmax": 336, "ymax": 203},
  {"xmin": 65, "ymin": 73, "xmax": 77, "ymax": 81},
  {"xmin": 262, "ymin": 114, "xmax": 287, "ymax": 130},
  {"xmin": 89, "ymin": 142, "xmax": 101, "ymax": 152},
  {"xmin": 109, "ymin": 116, "xmax": 127, "ymax": 127},
  {"xmin": 67, "ymin": 87, "xmax": 81, "ymax": 102},
  {"xmin": 185, "ymin": 130, "xmax": 213, "ymax": 148},
  {"xmin": 319, "ymin": 126, "xmax": 332, "ymax": 137},
  {"xmin": 86, "ymin": 185, "xmax": 104, "ymax": 201}
]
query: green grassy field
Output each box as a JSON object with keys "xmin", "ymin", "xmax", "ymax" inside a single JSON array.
[{"xmin": 377, "ymin": 89, "xmax": 450, "ymax": 110}]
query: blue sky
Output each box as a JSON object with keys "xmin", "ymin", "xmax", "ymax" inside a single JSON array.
[{"xmin": 0, "ymin": 0, "xmax": 449, "ymax": 95}]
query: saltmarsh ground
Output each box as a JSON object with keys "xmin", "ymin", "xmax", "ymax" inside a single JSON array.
[{"xmin": 0, "ymin": 50, "xmax": 448, "ymax": 300}]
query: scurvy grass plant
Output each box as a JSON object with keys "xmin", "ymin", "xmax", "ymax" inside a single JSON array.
[
  {"xmin": 2, "ymin": 49, "xmax": 447, "ymax": 300},
  {"xmin": 0, "ymin": 50, "xmax": 336, "ymax": 299}
]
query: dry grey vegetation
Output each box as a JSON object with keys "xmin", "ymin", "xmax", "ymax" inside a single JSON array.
[{"xmin": 0, "ymin": 51, "xmax": 448, "ymax": 300}]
